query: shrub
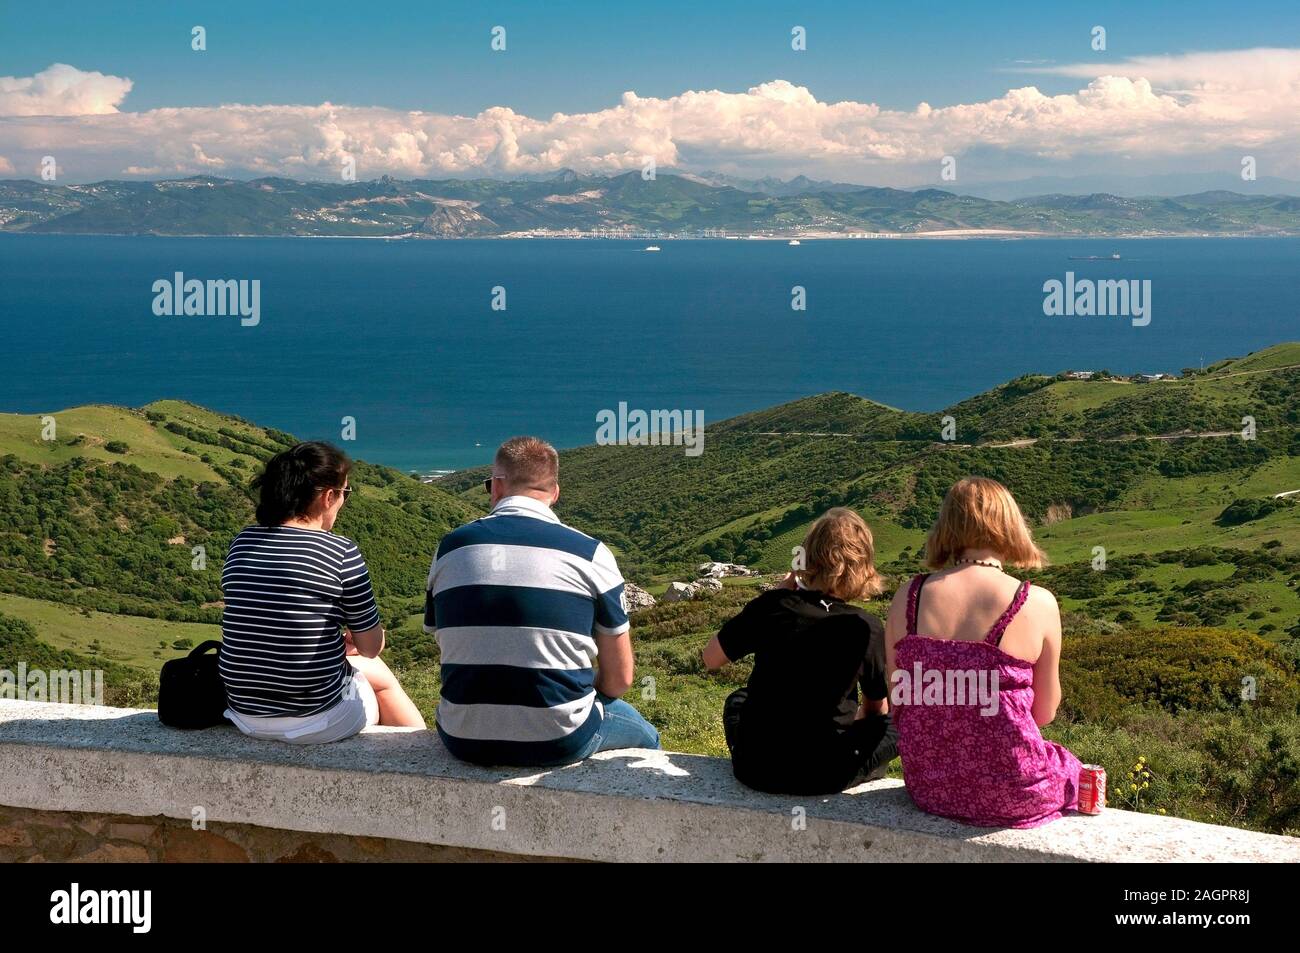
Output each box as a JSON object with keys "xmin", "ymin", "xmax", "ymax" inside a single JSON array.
[
  {"xmin": 1217, "ymin": 497, "xmax": 1295, "ymax": 526},
  {"xmin": 1059, "ymin": 626, "xmax": 1300, "ymax": 721}
]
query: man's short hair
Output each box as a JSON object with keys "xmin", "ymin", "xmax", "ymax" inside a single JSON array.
[{"xmin": 494, "ymin": 436, "xmax": 559, "ymax": 492}]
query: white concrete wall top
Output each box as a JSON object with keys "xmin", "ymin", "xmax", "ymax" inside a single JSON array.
[{"xmin": 2, "ymin": 699, "xmax": 1297, "ymax": 862}]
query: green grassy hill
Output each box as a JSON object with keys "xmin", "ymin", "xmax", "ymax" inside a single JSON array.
[
  {"xmin": 439, "ymin": 342, "xmax": 1300, "ymax": 639},
  {"xmin": 0, "ymin": 399, "xmax": 481, "ymax": 690},
  {"xmin": 2, "ymin": 343, "xmax": 1298, "ymax": 833},
  {"xmin": 0, "ymin": 404, "xmax": 221, "ymax": 481}
]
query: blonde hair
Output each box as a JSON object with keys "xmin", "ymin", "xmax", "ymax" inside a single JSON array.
[
  {"xmin": 800, "ymin": 508, "xmax": 884, "ymax": 601},
  {"xmin": 494, "ymin": 436, "xmax": 559, "ymax": 493},
  {"xmin": 924, "ymin": 477, "xmax": 1047, "ymax": 569}
]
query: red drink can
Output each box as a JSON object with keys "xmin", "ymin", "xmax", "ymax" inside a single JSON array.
[{"xmin": 1079, "ymin": 764, "xmax": 1107, "ymax": 815}]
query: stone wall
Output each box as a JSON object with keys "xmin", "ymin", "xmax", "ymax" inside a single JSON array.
[
  {"xmin": 0, "ymin": 805, "xmax": 573, "ymax": 863},
  {"xmin": 3, "ymin": 699, "xmax": 1299, "ymax": 863}
]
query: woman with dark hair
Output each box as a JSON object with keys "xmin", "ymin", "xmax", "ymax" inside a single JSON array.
[{"xmin": 219, "ymin": 441, "xmax": 425, "ymax": 743}]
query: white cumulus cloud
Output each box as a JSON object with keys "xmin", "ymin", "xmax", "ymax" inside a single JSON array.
[
  {"xmin": 2, "ymin": 52, "xmax": 1299, "ymax": 183},
  {"xmin": 0, "ymin": 63, "xmax": 133, "ymax": 117}
]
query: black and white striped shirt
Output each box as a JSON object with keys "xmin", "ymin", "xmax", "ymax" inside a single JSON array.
[{"xmin": 219, "ymin": 525, "xmax": 381, "ymax": 717}]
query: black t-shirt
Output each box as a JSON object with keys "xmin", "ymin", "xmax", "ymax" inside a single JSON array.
[{"xmin": 717, "ymin": 587, "xmax": 887, "ymax": 741}]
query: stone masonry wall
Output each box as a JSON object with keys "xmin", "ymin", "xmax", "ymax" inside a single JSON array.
[{"xmin": 0, "ymin": 805, "xmax": 580, "ymax": 863}]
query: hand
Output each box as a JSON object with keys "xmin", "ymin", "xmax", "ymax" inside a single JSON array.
[
  {"xmin": 342, "ymin": 629, "xmax": 360, "ymax": 657},
  {"xmin": 776, "ymin": 572, "xmax": 799, "ymax": 590}
]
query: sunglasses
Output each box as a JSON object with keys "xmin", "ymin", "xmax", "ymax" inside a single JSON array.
[{"xmin": 482, "ymin": 476, "xmax": 495, "ymax": 493}]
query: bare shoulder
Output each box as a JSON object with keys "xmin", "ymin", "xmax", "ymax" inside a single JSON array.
[
  {"xmin": 1024, "ymin": 582, "xmax": 1061, "ymax": 628},
  {"xmin": 1026, "ymin": 582, "xmax": 1058, "ymax": 607}
]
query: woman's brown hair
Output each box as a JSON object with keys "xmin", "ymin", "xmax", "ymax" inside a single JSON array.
[
  {"xmin": 799, "ymin": 507, "xmax": 884, "ymax": 601},
  {"xmin": 924, "ymin": 476, "xmax": 1047, "ymax": 569}
]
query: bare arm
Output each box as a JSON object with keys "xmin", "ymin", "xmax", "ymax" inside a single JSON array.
[
  {"xmin": 859, "ymin": 696, "xmax": 888, "ymax": 717},
  {"xmin": 1030, "ymin": 591, "xmax": 1063, "ymax": 726},
  {"xmin": 594, "ymin": 630, "xmax": 635, "ymax": 698},
  {"xmin": 855, "ymin": 595, "xmax": 906, "ymax": 719},
  {"xmin": 883, "ymin": 585, "xmax": 909, "ymax": 696},
  {"xmin": 347, "ymin": 624, "xmax": 385, "ymax": 659},
  {"xmin": 702, "ymin": 634, "xmax": 730, "ymax": 672}
]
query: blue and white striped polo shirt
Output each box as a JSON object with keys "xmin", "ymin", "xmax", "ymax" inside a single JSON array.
[{"xmin": 425, "ymin": 495, "xmax": 629, "ymax": 765}]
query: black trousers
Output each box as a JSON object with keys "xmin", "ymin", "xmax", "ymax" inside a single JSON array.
[{"xmin": 723, "ymin": 688, "xmax": 899, "ymax": 795}]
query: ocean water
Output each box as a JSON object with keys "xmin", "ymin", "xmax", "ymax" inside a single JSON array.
[{"xmin": 1, "ymin": 234, "xmax": 1297, "ymax": 472}]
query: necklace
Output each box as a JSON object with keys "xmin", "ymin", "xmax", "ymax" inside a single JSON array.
[{"xmin": 954, "ymin": 557, "xmax": 1003, "ymax": 569}]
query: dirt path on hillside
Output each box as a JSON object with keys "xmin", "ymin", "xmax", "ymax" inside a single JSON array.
[
  {"xmin": 753, "ymin": 428, "xmax": 1264, "ymax": 446},
  {"xmin": 1202, "ymin": 362, "xmax": 1300, "ymax": 380},
  {"xmin": 983, "ymin": 429, "xmax": 1250, "ymax": 448}
]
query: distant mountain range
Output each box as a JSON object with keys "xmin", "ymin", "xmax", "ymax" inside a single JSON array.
[
  {"xmin": 672, "ymin": 168, "xmax": 1300, "ymax": 200},
  {"xmin": 4, "ymin": 171, "xmax": 1300, "ymax": 237},
  {"xmin": 940, "ymin": 172, "xmax": 1300, "ymax": 202}
]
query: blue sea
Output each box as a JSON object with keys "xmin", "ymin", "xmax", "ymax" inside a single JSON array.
[{"xmin": 1, "ymin": 235, "xmax": 1297, "ymax": 472}]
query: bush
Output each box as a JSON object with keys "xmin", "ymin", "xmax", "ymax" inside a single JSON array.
[
  {"xmin": 1217, "ymin": 497, "xmax": 1295, "ymax": 526},
  {"xmin": 1059, "ymin": 626, "xmax": 1300, "ymax": 722}
]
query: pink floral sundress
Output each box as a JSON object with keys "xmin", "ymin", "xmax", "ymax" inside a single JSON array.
[{"xmin": 893, "ymin": 573, "xmax": 1081, "ymax": 828}]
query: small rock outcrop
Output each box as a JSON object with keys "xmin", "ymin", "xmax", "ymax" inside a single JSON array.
[
  {"xmin": 697, "ymin": 561, "xmax": 758, "ymax": 579},
  {"xmin": 622, "ymin": 583, "xmax": 657, "ymax": 611},
  {"xmin": 661, "ymin": 577, "xmax": 724, "ymax": 603}
]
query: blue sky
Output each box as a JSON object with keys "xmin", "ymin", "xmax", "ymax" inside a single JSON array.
[
  {"xmin": 4, "ymin": 1, "xmax": 1300, "ymax": 187},
  {"xmin": 6, "ymin": 0, "xmax": 1298, "ymax": 115}
]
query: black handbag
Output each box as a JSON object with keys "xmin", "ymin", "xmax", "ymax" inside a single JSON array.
[{"xmin": 157, "ymin": 640, "xmax": 229, "ymax": 729}]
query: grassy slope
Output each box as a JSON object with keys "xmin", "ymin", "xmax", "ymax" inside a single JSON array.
[
  {"xmin": 0, "ymin": 405, "xmax": 221, "ymax": 482},
  {"xmin": 1040, "ymin": 455, "xmax": 1300, "ymax": 557},
  {"xmin": 0, "ymin": 398, "xmax": 480, "ymax": 673},
  {"xmin": 0, "ymin": 592, "xmax": 219, "ymax": 670},
  {"xmin": 756, "ymin": 451, "xmax": 1300, "ymax": 571},
  {"xmin": 1224, "ymin": 345, "xmax": 1300, "ymax": 373},
  {"xmin": 442, "ymin": 341, "xmax": 1300, "ymax": 637},
  {"xmin": 1048, "ymin": 379, "xmax": 1142, "ymax": 413}
]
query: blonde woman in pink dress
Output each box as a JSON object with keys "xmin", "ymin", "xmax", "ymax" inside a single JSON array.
[{"xmin": 884, "ymin": 477, "xmax": 1081, "ymax": 828}]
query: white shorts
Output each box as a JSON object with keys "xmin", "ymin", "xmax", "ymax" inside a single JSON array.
[{"xmin": 225, "ymin": 660, "xmax": 380, "ymax": 744}]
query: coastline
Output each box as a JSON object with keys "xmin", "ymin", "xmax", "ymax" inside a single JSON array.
[{"xmin": 4, "ymin": 229, "xmax": 1300, "ymax": 239}]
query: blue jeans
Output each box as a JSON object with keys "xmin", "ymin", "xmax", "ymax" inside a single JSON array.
[{"xmin": 577, "ymin": 693, "xmax": 661, "ymax": 757}]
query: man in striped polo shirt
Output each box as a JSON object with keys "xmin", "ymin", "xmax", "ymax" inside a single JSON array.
[{"xmin": 425, "ymin": 436, "xmax": 660, "ymax": 766}]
